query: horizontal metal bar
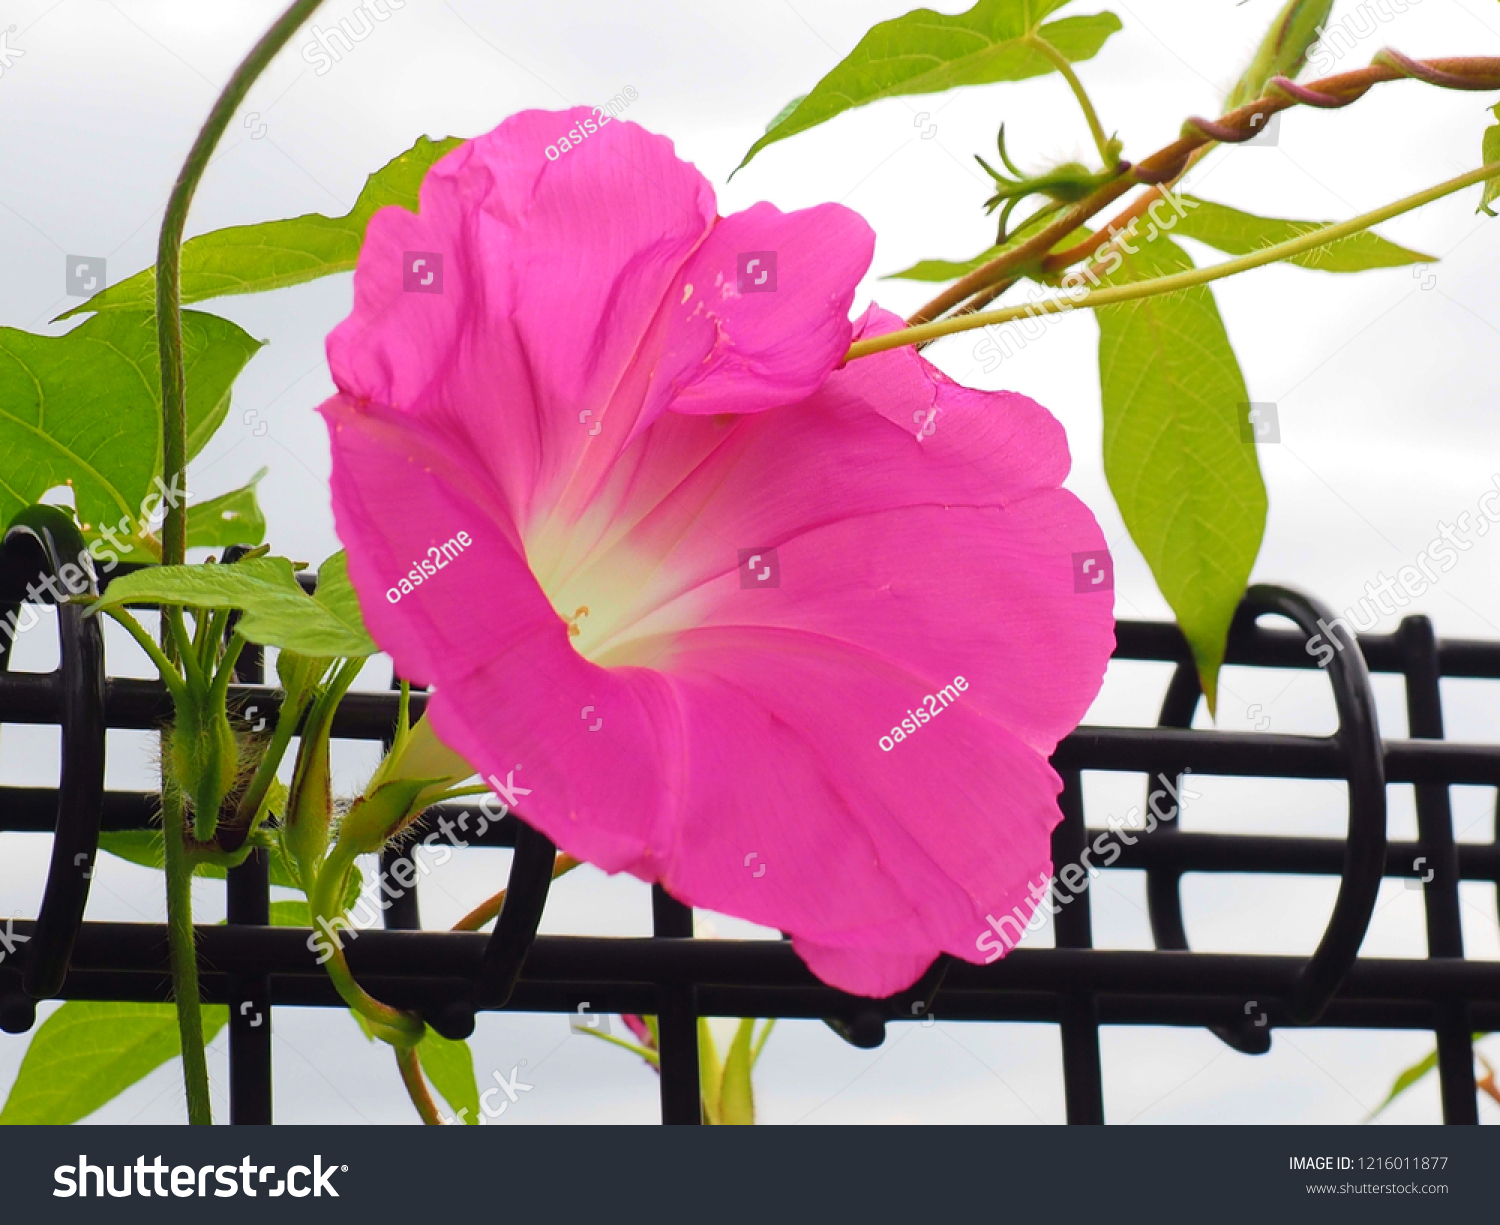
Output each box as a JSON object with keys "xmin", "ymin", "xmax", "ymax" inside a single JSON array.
[
  {"xmin": 43, "ymin": 969, "xmax": 1500, "ymax": 1032},
  {"xmin": 28, "ymin": 922, "xmax": 1500, "ymax": 1005},
  {"xmin": 7, "ymin": 787, "xmax": 1497, "ymax": 880}
]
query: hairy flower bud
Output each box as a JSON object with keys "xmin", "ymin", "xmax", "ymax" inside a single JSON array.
[
  {"xmin": 170, "ymin": 695, "xmax": 240, "ymax": 842},
  {"xmin": 1226, "ymin": 0, "xmax": 1336, "ymax": 112}
]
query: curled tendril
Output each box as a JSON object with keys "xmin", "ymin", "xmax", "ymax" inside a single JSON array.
[{"xmin": 975, "ymin": 124, "xmax": 1123, "ymax": 243}]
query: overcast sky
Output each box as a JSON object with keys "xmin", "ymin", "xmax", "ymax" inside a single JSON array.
[{"xmin": 1, "ymin": 0, "xmax": 1499, "ymax": 1124}]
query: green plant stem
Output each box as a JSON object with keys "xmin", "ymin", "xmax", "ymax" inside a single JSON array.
[
  {"xmin": 161, "ymin": 788, "xmax": 212, "ymax": 1124},
  {"xmin": 232, "ymin": 687, "xmax": 308, "ymax": 830},
  {"xmin": 100, "ymin": 608, "xmax": 188, "ymax": 703},
  {"xmin": 154, "ymin": 0, "xmax": 326, "ymax": 571},
  {"xmin": 168, "ymin": 607, "xmax": 206, "ymax": 692},
  {"xmin": 852, "ymin": 159, "xmax": 1500, "ymax": 360},
  {"xmin": 152, "ymin": 0, "xmax": 326, "ymax": 1131},
  {"xmin": 395, "ymin": 1046, "xmax": 444, "ymax": 1125},
  {"xmin": 1030, "ymin": 35, "xmax": 1113, "ymax": 165},
  {"xmin": 206, "ymin": 631, "xmax": 247, "ymax": 710},
  {"xmin": 311, "ymin": 845, "xmax": 424, "ymax": 1045}
]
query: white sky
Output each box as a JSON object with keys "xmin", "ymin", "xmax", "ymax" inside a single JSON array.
[{"xmin": 1, "ymin": 0, "xmax": 1499, "ymax": 1124}]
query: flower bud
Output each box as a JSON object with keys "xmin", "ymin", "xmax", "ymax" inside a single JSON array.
[
  {"xmin": 1226, "ymin": 0, "xmax": 1335, "ymax": 112},
  {"xmin": 170, "ymin": 695, "xmax": 240, "ymax": 842}
]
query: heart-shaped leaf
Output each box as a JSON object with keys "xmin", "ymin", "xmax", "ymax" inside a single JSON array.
[{"xmin": 737, "ymin": 0, "xmax": 1121, "ymax": 171}]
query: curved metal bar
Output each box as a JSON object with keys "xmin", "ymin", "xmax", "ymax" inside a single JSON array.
[
  {"xmin": 0, "ymin": 506, "xmax": 106, "ymax": 1022},
  {"xmin": 1144, "ymin": 587, "xmax": 1386, "ymax": 1034},
  {"xmin": 1244, "ymin": 586, "xmax": 1386, "ymax": 1024},
  {"xmin": 470, "ymin": 816, "xmax": 556, "ymax": 1014},
  {"xmin": 1145, "ymin": 643, "xmax": 1269, "ymax": 1054}
]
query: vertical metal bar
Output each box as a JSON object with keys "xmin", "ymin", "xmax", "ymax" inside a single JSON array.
[
  {"xmin": 1053, "ymin": 768, "xmax": 1104, "ymax": 1123},
  {"xmin": 227, "ymin": 633, "xmax": 271, "ymax": 1124},
  {"xmin": 227, "ymin": 849, "xmax": 272, "ymax": 1124},
  {"xmin": 651, "ymin": 883, "xmax": 700, "ymax": 1124},
  {"xmin": 1397, "ymin": 616, "xmax": 1476, "ymax": 1125}
]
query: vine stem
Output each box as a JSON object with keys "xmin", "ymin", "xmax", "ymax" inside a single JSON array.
[
  {"xmin": 849, "ymin": 159, "xmax": 1500, "ymax": 361},
  {"xmin": 153, "ymin": 0, "xmax": 326, "ymax": 1127},
  {"xmin": 904, "ymin": 52, "xmax": 1500, "ymax": 326},
  {"xmin": 162, "ymin": 792, "xmax": 212, "ymax": 1125},
  {"xmin": 1030, "ymin": 35, "xmax": 1113, "ymax": 166},
  {"xmin": 395, "ymin": 1047, "xmax": 445, "ymax": 1125}
]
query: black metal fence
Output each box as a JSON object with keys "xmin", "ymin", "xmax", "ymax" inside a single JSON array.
[{"xmin": 1, "ymin": 515, "xmax": 1496, "ymax": 1125}]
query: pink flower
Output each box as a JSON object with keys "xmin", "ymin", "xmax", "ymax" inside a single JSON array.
[{"xmin": 319, "ymin": 108, "xmax": 1114, "ymax": 998}]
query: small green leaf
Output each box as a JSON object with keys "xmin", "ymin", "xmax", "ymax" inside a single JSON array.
[
  {"xmin": 1172, "ymin": 197, "xmax": 1430, "ymax": 272},
  {"xmin": 0, "ymin": 1001, "xmax": 228, "ymax": 1124},
  {"xmin": 270, "ymin": 899, "xmax": 312, "ymax": 926},
  {"xmin": 98, "ymin": 828, "xmax": 301, "ymax": 888},
  {"xmin": 1096, "ymin": 234, "xmax": 1266, "ymax": 711},
  {"xmin": 1480, "ymin": 108, "xmax": 1500, "ymax": 217},
  {"xmin": 885, "ymin": 220, "xmax": 1092, "ymax": 281},
  {"xmin": 1366, "ymin": 1048, "xmax": 1439, "ymax": 1120},
  {"xmin": 184, "ymin": 468, "xmax": 268, "ymax": 551},
  {"xmin": 0, "ymin": 310, "xmax": 262, "ymax": 548},
  {"xmin": 61, "ymin": 136, "xmax": 464, "ymax": 319},
  {"xmin": 1225, "ymin": 0, "xmax": 1335, "ymax": 111},
  {"xmin": 717, "ymin": 1018, "xmax": 757, "ymax": 1125},
  {"xmin": 417, "ymin": 1029, "xmax": 481, "ymax": 1125},
  {"xmin": 737, "ymin": 0, "xmax": 1122, "ymax": 170},
  {"xmin": 92, "ymin": 554, "xmax": 378, "ymax": 658}
]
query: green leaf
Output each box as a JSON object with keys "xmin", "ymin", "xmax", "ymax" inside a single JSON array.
[
  {"xmin": 0, "ymin": 310, "xmax": 262, "ymax": 549},
  {"xmin": 885, "ymin": 220, "xmax": 1092, "ymax": 281},
  {"xmin": 1096, "ymin": 234, "xmax": 1266, "ymax": 711},
  {"xmin": 417, "ymin": 1030, "xmax": 481, "ymax": 1125},
  {"xmin": 764, "ymin": 95, "xmax": 807, "ymax": 133},
  {"xmin": 270, "ymin": 899, "xmax": 312, "ymax": 926},
  {"xmin": 736, "ymin": 0, "xmax": 1122, "ymax": 171},
  {"xmin": 92, "ymin": 554, "xmax": 378, "ymax": 658},
  {"xmin": 61, "ymin": 137, "xmax": 465, "ymax": 319},
  {"xmin": 1225, "ymin": 0, "xmax": 1334, "ymax": 111},
  {"xmin": 0, "ymin": 1001, "xmax": 228, "ymax": 1124},
  {"xmin": 1366, "ymin": 1048, "xmax": 1438, "ymax": 1120},
  {"xmin": 184, "ymin": 468, "xmax": 268, "ymax": 551},
  {"xmin": 1480, "ymin": 108, "xmax": 1500, "ymax": 217},
  {"xmin": 309, "ymin": 551, "xmax": 378, "ymax": 657},
  {"xmin": 1172, "ymin": 197, "xmax": 1431, "ymax": 271},
  {"xmin": 98, "ymin": 828, "xmax": 301, "ymax": 888},
  {"xmin": 717, "ymin": 1018, "xmax": 757, "ymax": 1125}
]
